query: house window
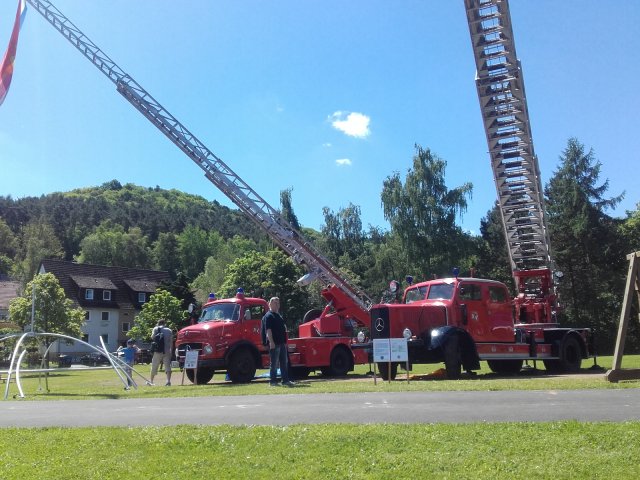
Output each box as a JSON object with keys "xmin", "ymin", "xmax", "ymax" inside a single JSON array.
[
  {"xmin": 138, "ymin": 292, "xmax": 146, "ymax": 303},
  {"xmin": 101, "ymin": 311, "xmax": 109, "ymax": 321},
  {"xmin": 122, "ymin": 322, "xmax": 130, "ymax": 333},
  {"xmin": 81, "ymin": 334, "xmax": 89, "ymax": 343},
  {"xmin": 101, "ymin": 334, "xmax": 108, "ymax": 344},
  {"xmin": 85, "ymin": 288, "xmax": 94, "ymax": 300},
  {"xmin": 84, "ymin": 311, "xmax": 90, "ymax": 321},
  {"xmin": 103, "ymin": 290, "xmax": 111, "ymax": 301}
]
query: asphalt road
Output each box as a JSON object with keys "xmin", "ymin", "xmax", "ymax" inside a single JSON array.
[{"xmin": 1, "ymin": 389, "xmax": 640, "ymax": 427}]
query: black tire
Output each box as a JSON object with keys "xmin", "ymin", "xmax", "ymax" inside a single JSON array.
[
  {"xmin": 321, "ymin": 347, "xmax": 352, "ymax": 377},
  {"xmin": 545, "ymin": 335, "xmax": 582, "ymax": 373},
  {"xmin": 302, "ymin": 309, "xmax": 323, "ymax": 323},
  {"xmin": 487, "ymin": 359, "xmax": 524, "ymax": 375},
  {"xmin": 443, "ymin": 336, "xmax": 462, "ymax": 380},
  {"xmin": 186, "ymin": 367, "xmax": 215, "ymax": 385},
  {"xmin": 289, "ymin": 366, "xmax": 311, "ymax": 380},
  {"xmin": 378, "ymin": 362, "xmax": 398, "ymax": 381},
  {"xmin": 227, "ymin": 349, "xmax": 256, "ymax": 383}
]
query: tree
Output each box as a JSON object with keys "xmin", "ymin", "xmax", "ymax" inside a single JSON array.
[
  {"xmin": 0, "ymin": 218, "xmax": 17, "ymax": 258},
  {"xmin": 280, "ymin": 188, "xmax": 301, "ymax": 231},
  {"xmin": 13, "ymin": 220, "xmax": 64, "ymax": 285},
  {"xmin": 321, "ymin": 203, "xmax": 365, "ymax": 264},
  {"xmin": 545, "ymin": 138, "xmax": 627, "ymax": 351},
  {"xmin": 190, "ymin": 234, "xmax": 261, "ymax": 302},
  {"xmin": 620, "ymin": 203, "xmax": 640, "ymax": 253},
  {"xmin": 127, "ymin": 289, "xmax": 184, "ymax": 342},
  {"xmin": 219, "ymin": 249, "xmax": 310, "ymax": 327},
  {"xmin": 477, "ymin": 203, "xmax": 513, "ymax": 289},
  {"xmin": 381, "ymin": 144, "xmax": 473, "ymax": 278},
  {"xmin": 8, "ymin": 273, "xmax": 85, "ymax": 364},
  {"xmin": 77, "ymin": 223, "xmax": 152, "ymax": 268},
  {"xmin": 152, "ymin": 232, "xmax": 181, "ymax": 278},
  {"xmin": 178, "ymin": 226, "xmax": 215, "ymax": 280}
]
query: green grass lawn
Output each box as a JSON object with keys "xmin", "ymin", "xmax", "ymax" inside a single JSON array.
[
  {"xmin": 2, "ymin": 355, "xmax": 639, "ymax": 479},
  {"xmin": 3, "ymin": 354, "xmax": 640, "ymax": 400},
  {"xmin": 1, "ymin": 422, "xmax": 639, "ymax": 479}
]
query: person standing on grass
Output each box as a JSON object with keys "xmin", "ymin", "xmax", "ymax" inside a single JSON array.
[
  {"xmin": 118, "ymin": 338, "xmax": 140, "ymax": 390},
  {"xmin": 148, "ymin": 319, "xmax": 173, "ymax": 386},
  {"xmin": 263, "ymin": 297, "xmax": 294, "ymax": 387}
]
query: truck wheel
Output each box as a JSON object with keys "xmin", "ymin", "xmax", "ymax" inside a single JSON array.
[
  {"xmin": 444, "ymin": 336, "xmax": 461, "ymax": 380},
  {"xmin": 544, "ymin": 335, "xmax": 582, "ymax": 373},
  {"xmin": 228, "ymin": 349, "xmax": 256, "ymax": 383},
  {"xmin": 186, "ymin": 367, "xmax": 214, "ymax": 385},
  {"xmin": 487, "ymin": 360, "xmax": 523, "ymax": 375},
  {"xmin": 321, "ymin": 347, "xmax": 352, "ymax": 377},
  {"xmin": 378, "ymin": 362, "xmax": 398, "ymax": 381}
]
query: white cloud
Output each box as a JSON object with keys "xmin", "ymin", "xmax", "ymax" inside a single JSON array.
[
  {"xmin": 335, "ymin": 158, "xmax": 352, "ymax": 166},
  {"xmin": 329, "ymin": 111, "xmax": 371, "ymax": 138},
  {"xmin": 322, "ymin": 142, "xmax": 332, "ymax": 148}
]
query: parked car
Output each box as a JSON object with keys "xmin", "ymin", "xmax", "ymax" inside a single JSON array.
[
  {"xmin": 58, "ymin": 354, "xmax": 73, "ymax": 368},
  {"xmin": 79, "ymin": 352, "xmax": 111, "ymax": 366}
]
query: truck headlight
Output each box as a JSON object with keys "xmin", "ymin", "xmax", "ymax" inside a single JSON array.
[
  {"xmin": 403, "ymin": 328, "xmax": 412, "ymax": 339},
  {"xmin": 203, "ymin": 344, "xmax": 214, "ymax": 355},
  {"xmin": 357, "ymin": 331, "xmax": 366, "ymax": 343}
]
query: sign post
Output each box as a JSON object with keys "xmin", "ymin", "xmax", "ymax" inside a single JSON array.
[
  {"xmin": 373, "ymin": 338, "xmax": 408, "ymax": 384},
  {"xmin": 181, "ymin": 350, "xmax": 199, "ymax": 385}
]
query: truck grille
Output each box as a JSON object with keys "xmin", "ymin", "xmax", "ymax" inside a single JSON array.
[{"xmin": 176, "ymin": 343, "xmax": 203, "ymax": 360}]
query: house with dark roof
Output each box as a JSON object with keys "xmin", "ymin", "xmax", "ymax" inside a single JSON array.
[{"xmin": 39, "ymin": 259, "xmax": 170, "ymax": 354}]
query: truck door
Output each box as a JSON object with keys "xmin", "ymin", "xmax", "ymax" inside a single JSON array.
[
  {"xmin": 457, "ymin": 282, "xmax": 487, "ymax": 341},
  {"xmin": 242, "ymin": 303, "xmax": 266, "ymax": 347},
  {"xmin": 486, "ymin": 285, "xmax": 514, "ymax": 342}
]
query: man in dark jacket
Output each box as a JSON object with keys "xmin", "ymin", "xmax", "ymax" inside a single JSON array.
[{"xmin": 263, "ymin": 297, "xmax": 293, "ymax": 387}]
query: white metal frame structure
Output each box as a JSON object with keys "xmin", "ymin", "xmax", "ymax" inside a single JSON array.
[
  {"xmin": 24, "ymin": 0, "xmax": 372, "ymax": 312},
  {"xmin": 464, "ymin": 0, "xmax": 552, "ymax": 273},
  {"xmin": 1, "ymin": 333, "xmax": 146, "ymax": 399}
]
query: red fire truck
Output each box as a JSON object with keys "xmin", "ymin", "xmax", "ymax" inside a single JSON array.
[
  {"xmin": 366, "ymin": 272, "xmax": 593, "ymax": 380},
  {"xmin": 175, "ymin": 285, "xmax": 370, "ymax": 384}
]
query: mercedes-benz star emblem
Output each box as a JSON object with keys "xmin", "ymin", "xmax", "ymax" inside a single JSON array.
[{"xmin": 375, "ymin": 317, "xmax": 385, "ymax": 332}]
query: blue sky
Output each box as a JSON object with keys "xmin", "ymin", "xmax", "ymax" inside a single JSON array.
[{"xmin": 1, "ymin": 1, "xmax": 638, "ymax": 235}]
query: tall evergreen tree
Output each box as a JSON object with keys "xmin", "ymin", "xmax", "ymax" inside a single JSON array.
[
  {"xmin": 545, "ymin": 138, "xmax": 626, "ymax": 351},
  {"xmin": 280, "ymin": 188, "xmax": 301, "ymax": 231}
]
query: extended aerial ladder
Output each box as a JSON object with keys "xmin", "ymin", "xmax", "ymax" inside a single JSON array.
[
  {"xmin": 24, "ymin": 0, "xmax": 373, "ymax": 319},
  {"xmin": 464, "ymin": 0, "xmax": 557, "ymax": 322}
]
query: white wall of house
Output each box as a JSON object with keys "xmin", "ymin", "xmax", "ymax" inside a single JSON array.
[{"xmin": 57, "ymin": 308, "xmax": 120, "ymax": 354}]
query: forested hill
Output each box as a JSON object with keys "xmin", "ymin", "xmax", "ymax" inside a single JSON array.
[{"xmin": 0, "ymin": 180, "xmax": 265, "ymax": 260}]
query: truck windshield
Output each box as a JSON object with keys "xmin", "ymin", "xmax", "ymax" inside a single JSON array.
[
  {"xmin": 427, "ymin": 283, "xmax": 454, "ymax": 300},
  {"xmin": 199, "ymin": 303, "xmax": 241, "ymax": 323},
  {"xmin": 404, "ymin": 286, "xmax": 427, "ymax": 304}
]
